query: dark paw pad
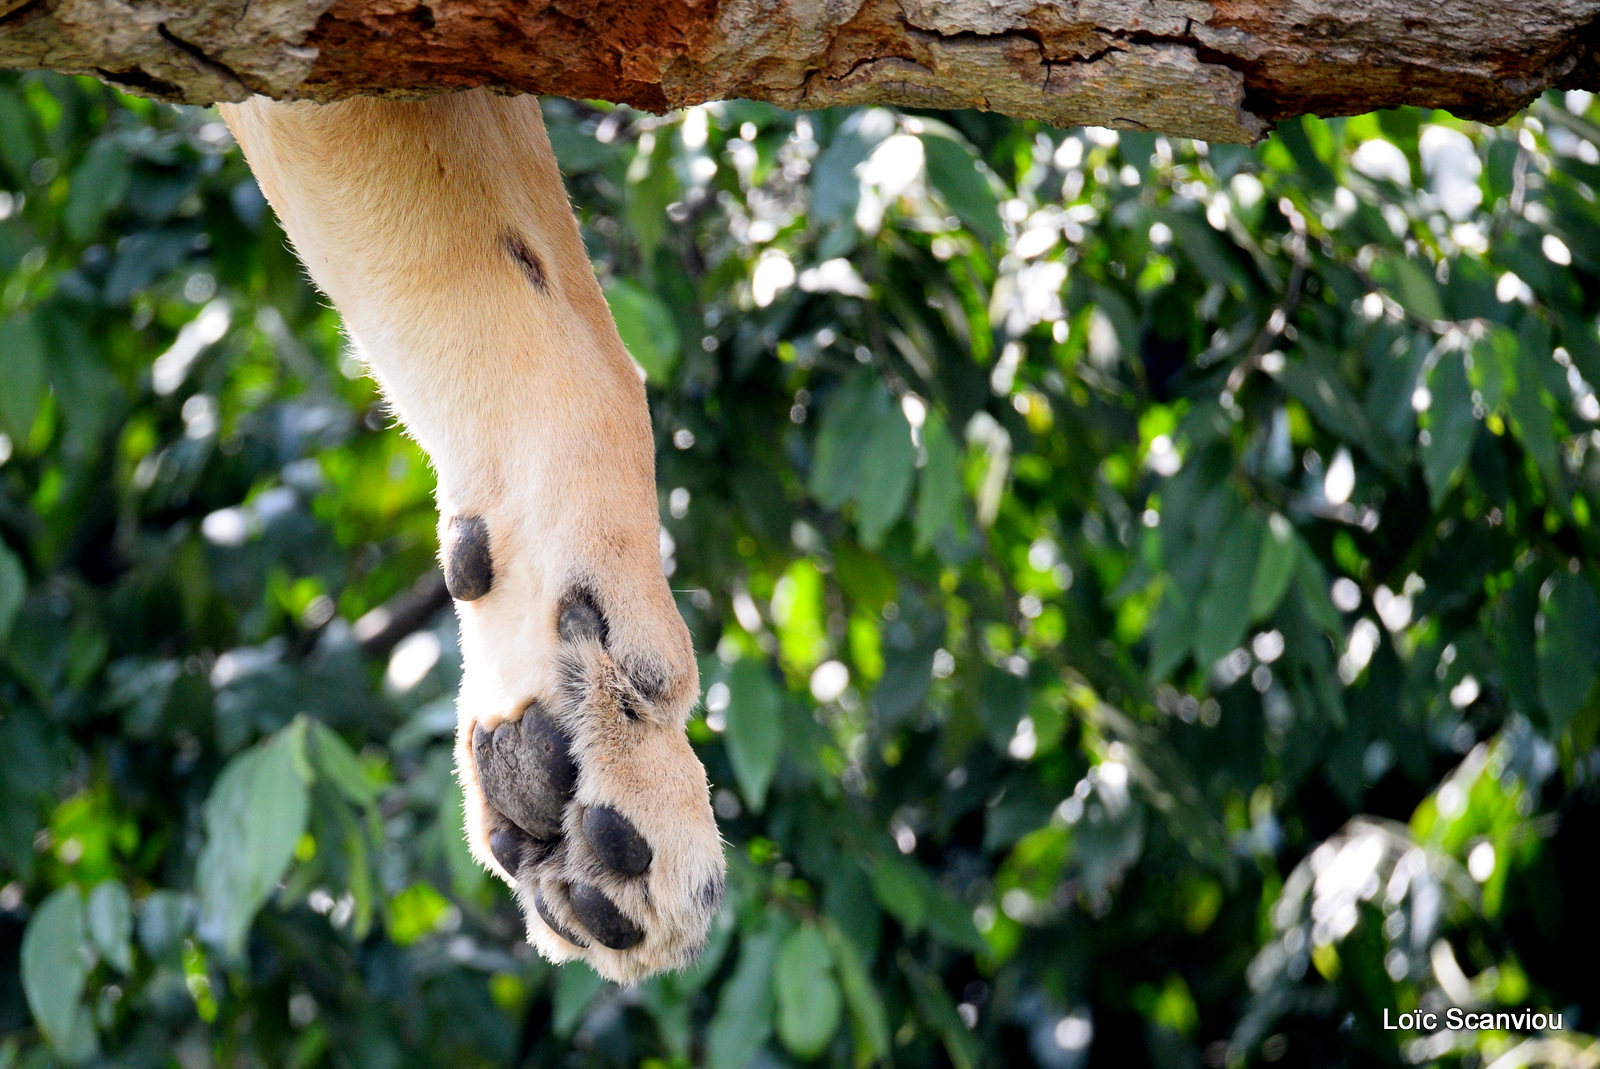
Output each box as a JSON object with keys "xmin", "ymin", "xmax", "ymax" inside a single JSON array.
[
  {"xmin": 535, "ymin": 887, "xmax": 589, "ymax": 947},
  {"xmin": 488, "ymin": 822, "xmax": 532, "ymax": 875},
  {"xmin": 557, "ymin": 589, "xmax": 607, "ymax": 644},
  {"xmin": 568, "ymin": 882, "xmax": 643, "ymax": 950},
  {"xmin": 582, "ymin": 806, "xmax": 653, "ymax": 876},
  {"xmin": 473, "ymin": 702, "xmax": 576, "ymax": 841},
  {"xmin": 443, "ymin": 515, "xmax": 494, "ymax": 601}
]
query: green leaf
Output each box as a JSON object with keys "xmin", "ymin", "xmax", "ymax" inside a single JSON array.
[
  {"xmin": 606, "ymin": 280, "xmax": 680, "ymax": 386},
  {"xmin": 64, "ymin": 138, "xmax": 131, "ymax": 242},
  {"xmin": 1374, "ymin": 251, "xmax": 1445, "ymax": 322},
  {"xmin": 551, "ymin": 962, "xmax": 607, "ymax": 1037},
  {"xmin": 914, "ymin": 412, "xmax": 962, "ymax": 551},
  {"xmin": 21, "ymin": 885, "xmax": 98, "ymax": 1063},
  {"xmin": 1536, "ymin": 571, "xmax": 1600, "ymax": 732},
  {"xmin": 1421, "ymin": 345, "xmax": 1477, "ymax": 508},
  {"xmin": 195, "ymin": 723, "xmax": 312, "ymax": 960},
  {"xmin": 854, "ymin": 404, "xmax": 915, "ymax": 547},
  {"xmin": 0, "ymin": 541, "xmax": 24, "ymax": 644},
  {"xmin": 1194, "ymin": 512, "xmax": 1262, "ymax": 669},
  {"xmin": 869, "ymin": 854, "xmax": 926, "ymax": 932},
  {"xmin": 920, "ymin": 132, "xmax": 1004, "ymax": 246},
  {"xmin": 907, "ymin": 958, "xmax": 981, "ymax": 1069},
  {"xmin": 0, "ymin": 90, "xmax": 38, "ymax": 187},
  {"xmin": 822, "ymin": 920, "xmax": 890, "ymax": 1068},
  {"xmin": 308, "ymin": 719, "xmax": 377, "ymax": 808},
  {"xmin": 624, "ymin": 131, "xmax": 678, "ymax": 270},
  {"xmin": 0, "ymin": 312, "xmax": 47, "ymax": 441},
  {"xmin": 86, "ymin": 881, "xmax": 134, "ymax": 973},
  {"xmin": 706, "ymin": 928, "xmax": 781, "ymax": 1069},
  {"xmin": 811, "ymin": 374, "xmax": 888, "ymax": 510},
  {"xmin": 775, "ymin": 924, "xmax": 842, "ymax": 1060},
  {"xmin": 1248, "ymin": 514, "xmax": 1299, "ymax": 622},
  {"xmin": 137, "ymin": 890, "xmax": 194, "ymax": 960},
  {"xmin": 1509, "ymin": 333, "xmax": 1568, "ymax": 511},
  {"xmin": 722, "ymin": 659, "xmax": 783, "ymax": 812}
]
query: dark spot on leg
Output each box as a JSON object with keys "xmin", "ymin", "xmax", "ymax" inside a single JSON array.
[
  {"xmin": 568, "ymin": 882, "xmax": 643, "ymax": 950},
  {"xmin": 409, "ymin": 3, "xmax": 435, "ymax": 27},
  {"xmin": 472, "ymin": 704, "xmax": 576, "ymax": 841},
  {"xmin": 443, "ymin": 515, "xmax": 493, "ymax": 601},
  {"xmin": 558, "ymin": 588, "xmax": 608, "ymax": 645},
  {"xmin": 535, "ymin": 886, "xmax": 589, "ymax": 947},
  {"xmin": 582, "ymin": 806, "xmax": 653, "ymax": 876},
  {"xmin": 504, "ymin": 233, "xmax": 547, "ymax": 292},
  {"xmin": 698, "ymin": 874, "xmax": 725, "ymax": 912}
]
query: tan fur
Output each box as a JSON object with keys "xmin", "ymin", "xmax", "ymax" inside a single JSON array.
[{"xmin": 220, "ymin": 90, "xmax": 724, "ymax": 984}]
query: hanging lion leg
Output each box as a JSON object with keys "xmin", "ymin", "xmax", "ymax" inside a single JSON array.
[{"xmin": 221, "ymin": 90, "xmax": 724, "ymax": 983}]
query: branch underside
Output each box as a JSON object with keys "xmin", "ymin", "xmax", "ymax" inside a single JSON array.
[{"xmin": 2, "ymin": 0, "xmax": 1598, "ymax": 141}]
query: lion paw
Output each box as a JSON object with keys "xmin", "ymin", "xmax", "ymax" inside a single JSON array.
[{"xmin": 451, "ymin": 522, "xmax": 725, "ymax": 984}]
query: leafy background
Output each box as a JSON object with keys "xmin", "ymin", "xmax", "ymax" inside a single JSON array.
[{"xmin": 1, "ymin": 70, "xmax": 1599, "ymax": 1068}]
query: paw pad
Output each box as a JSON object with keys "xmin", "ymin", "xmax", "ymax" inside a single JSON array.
[
  {"xmin": 582, "ymin": 806, "xmax": 652, "ymax": 876},
  {"xmin": 464, "ymin": 578, "xmax": 724, "ymax": 981},
  {"xmin": 443, "ymin": 515, "xmax": 494, "ymax": 601},
  {"xmin": 472, "ymin": 703, "xmax": 575, "ymax": 841},
  {"xmin": 567, "ymin": 882, "xmax": 643, "ymax": 950}
]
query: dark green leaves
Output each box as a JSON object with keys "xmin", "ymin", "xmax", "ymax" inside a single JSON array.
[
  {"xmin": 855, "ymin": 405, "xmax": 915, "ymax": 547},
  {"xmin": 0, "ymin": 311, "xmax": 47, "ymax": 441},
  {"xmin": 63, "ymin": 137, "xmax": 130, "ymax": 242},
  {"xmin": 919, "ymin": 130, "xmax": 1004, "ymax": 247},
  {"xmin": 1248, "ymin": 514, "xmax": 1300, "ymax": 621},
  {"xmin": 1536, "ymin": 571, "xmax": 1600, "ymax": 731},
  {"xmin": 1194, "ymin": 512, "xmax": 1263, "ymax": 669},
  {"xmin": 1420, "ymin": 342, "xmax": 1477, "ymax": 507},
  {"xmin": 0, "ymin": 539, "xmax": 23, "ymax": 643},
  {"xmin": 914, "ymin": 412, "xmax": 963, "ymax": 550},
  {"xmin": 810, "ymin": 374, "xmax": 926, "ymax": 547}
]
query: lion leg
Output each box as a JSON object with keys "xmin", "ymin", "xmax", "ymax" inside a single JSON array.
[{"xmin": 220, "ymin": 90, "xmax": 725, "ymax": 983}]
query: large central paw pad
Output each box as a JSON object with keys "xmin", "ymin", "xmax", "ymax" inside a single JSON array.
[{"xmin": 461, "ymin": 587, "xmax": 725, "ymax": 984}]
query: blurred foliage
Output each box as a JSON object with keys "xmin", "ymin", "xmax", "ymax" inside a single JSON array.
[{"xmin": 2, "ymin": 68, "xmax": 1600, "ymax": 1069}]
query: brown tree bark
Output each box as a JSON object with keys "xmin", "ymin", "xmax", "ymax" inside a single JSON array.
[{"xmin": 2, "ymin": 0, "xmax": 1597, "ymax": 142}]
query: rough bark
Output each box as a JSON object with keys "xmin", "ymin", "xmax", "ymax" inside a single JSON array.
[{"xmin": 2, "ymin": 0, "xmax": 1597, "ymax": 142}]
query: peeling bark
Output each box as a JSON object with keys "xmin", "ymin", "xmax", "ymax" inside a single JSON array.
[{"xmin": 3, "ymin": 0, "xmax": 1597, "ymax": 141}]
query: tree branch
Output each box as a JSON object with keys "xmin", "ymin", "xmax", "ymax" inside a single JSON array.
[{"xmin": 3, "ymin": 0, "xmax": 1597, "ymax": 141}]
